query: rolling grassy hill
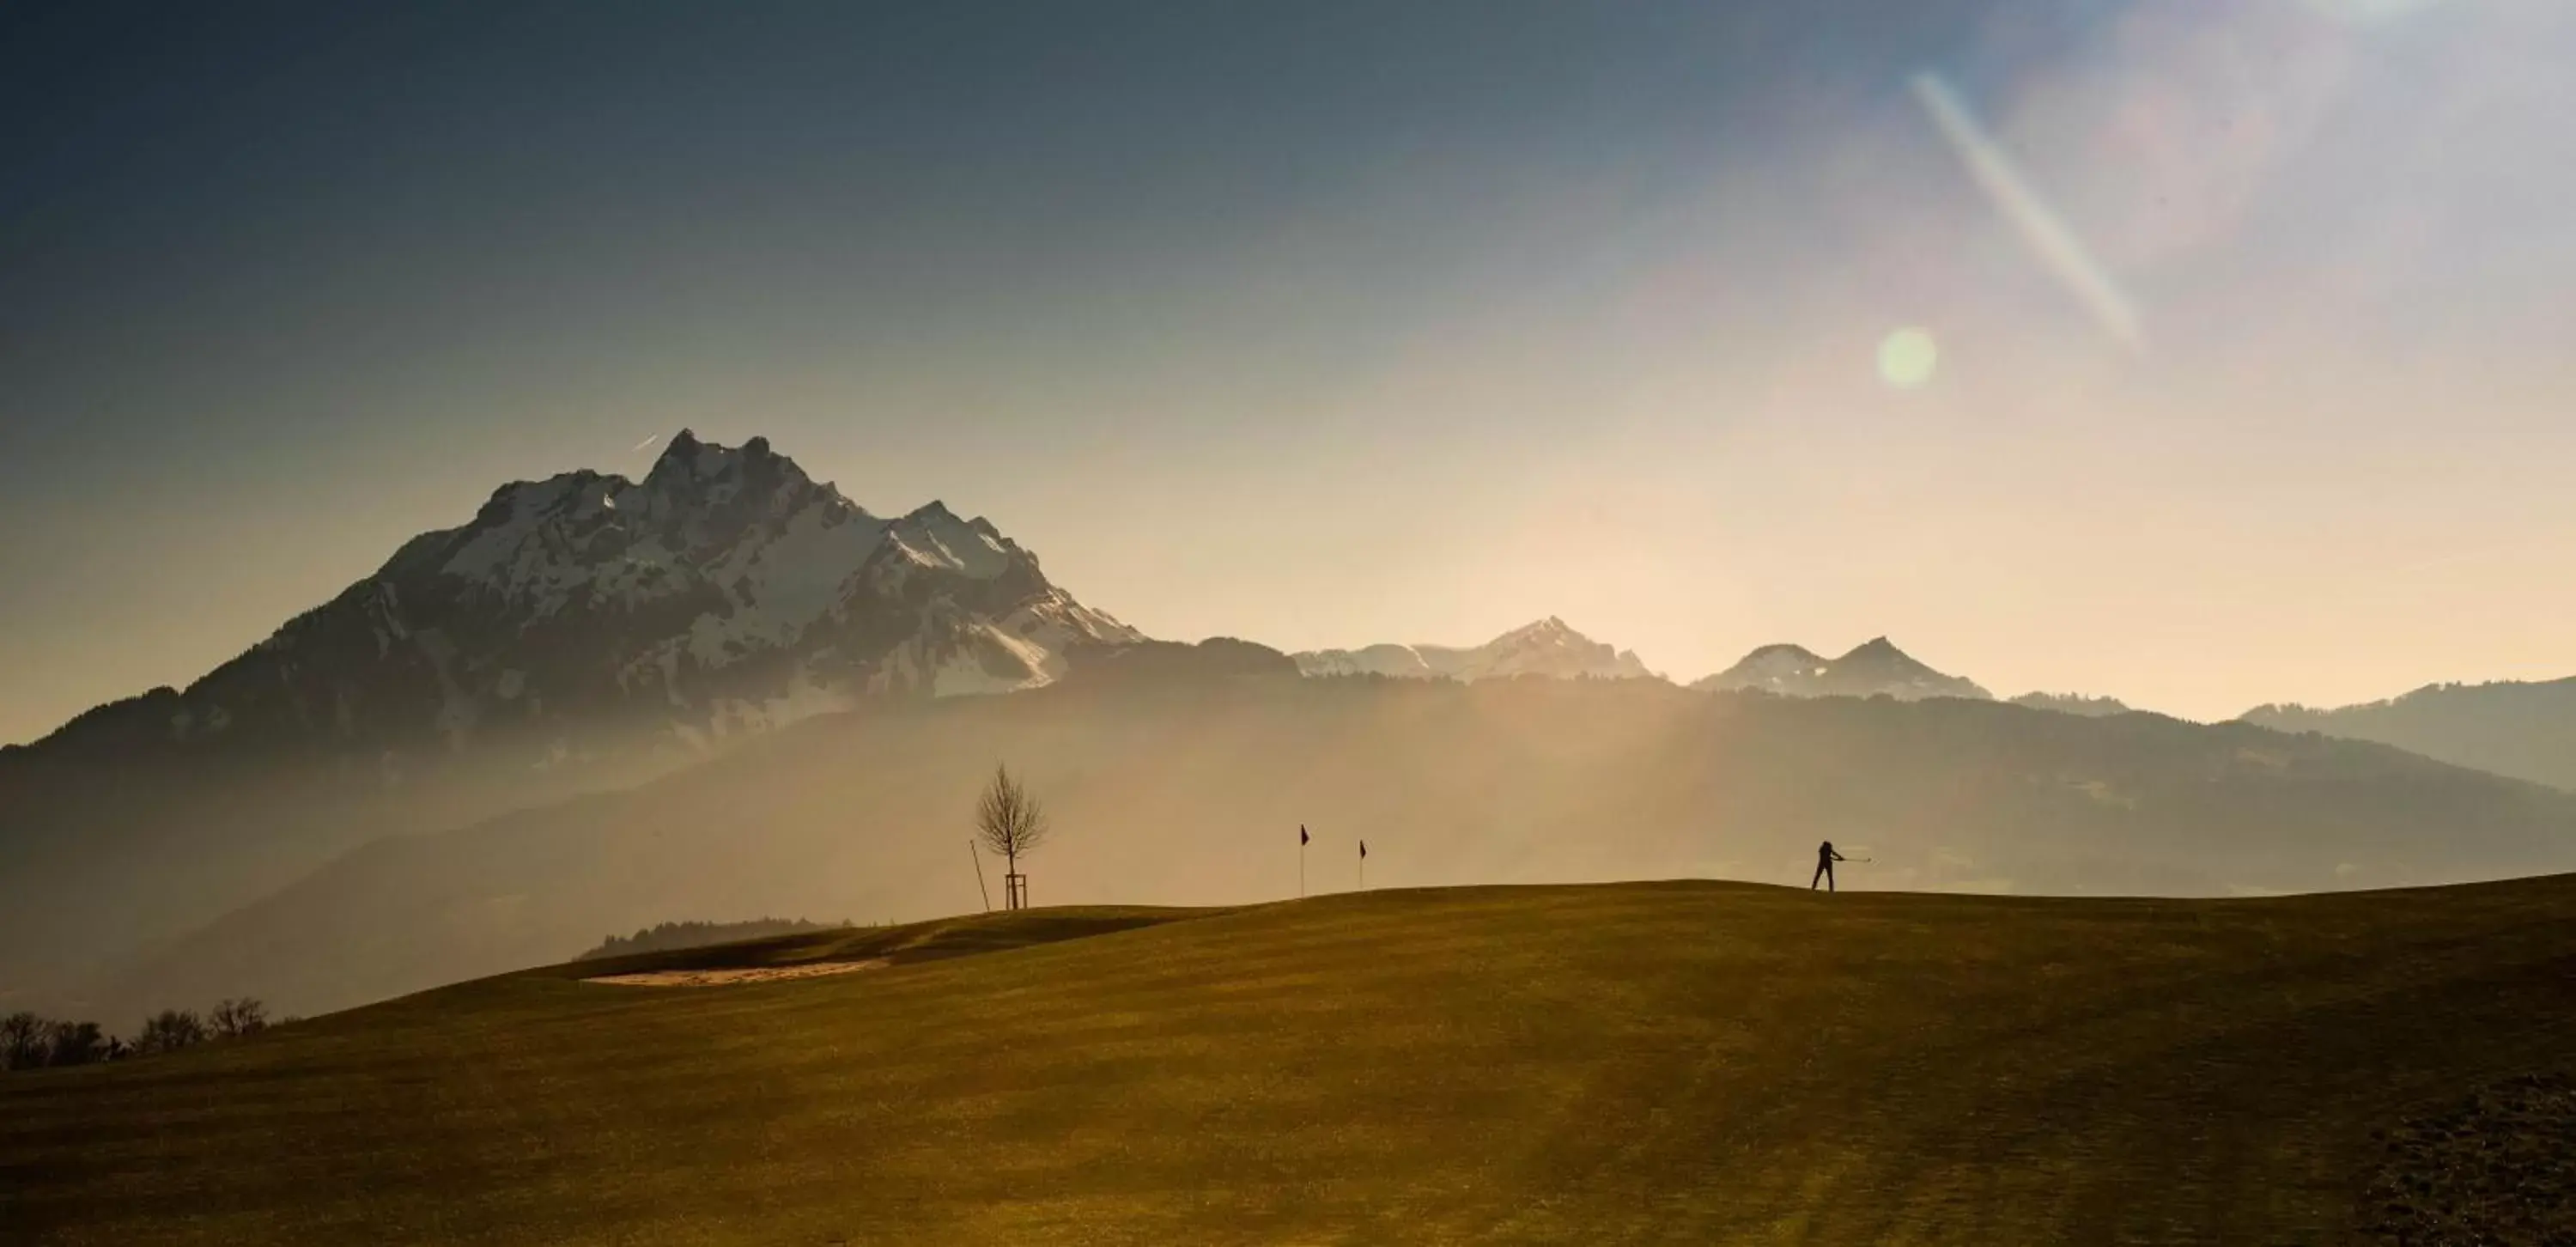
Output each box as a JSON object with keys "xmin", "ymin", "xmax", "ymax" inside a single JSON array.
[{"xmin": 10, "ymin": 878, "xmax": 2576, "ymax": 1244}]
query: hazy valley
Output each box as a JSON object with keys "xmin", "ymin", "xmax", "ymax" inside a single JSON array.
[{"xmin": 12, "ymin": 433, "xmax": 2576, "ymax": 1025}]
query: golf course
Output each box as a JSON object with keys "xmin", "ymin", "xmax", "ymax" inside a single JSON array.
[{"xmin": 7, "ymin": 878, "xmax": 2576, "ymax": 1244}]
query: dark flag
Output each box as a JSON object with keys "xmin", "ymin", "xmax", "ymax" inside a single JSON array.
[
  {"xmin": 1359, "ymin": 840, "xmax": 1368, "ymax": 859},
  {"xmin": 1300, "ymin": 825, "xmax": 1309, "ymax": 846}
]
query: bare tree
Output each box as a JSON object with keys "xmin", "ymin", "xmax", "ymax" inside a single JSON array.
[
  {"xmin": 46, "ymin": 1020, "xmax": 108, "ymax": 1067},
  {"xmin": 2, "ymin": 1012, "xmax": 46, "ymax": 1071},
  {"xmin": 134, "ymin": 1009, "xmax": 207, "ymax": 1055},
  {"xmin": 210, "ymin": 998, "xmax": 270, "ymax": 1040},
  {"xmin": 973, "ymin": 763, "xmax": 1051, "ymax": 909}
]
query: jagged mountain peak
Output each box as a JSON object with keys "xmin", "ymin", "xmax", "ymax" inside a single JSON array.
[
  {"xmin": 645, "ymin": 427, "xmax": 715, "ymax": 484},
  {"xmin": 647, "ymin": 426, "xmax": 733, "ymax": 474},
  {"xmin": 880, "ymin": 499, "xmax": 1024, "ymax": 581},
  {"xmin": 1492, "ymin": 616, "xmax": 1579, "ymax": 645},
  {"xmin": 37, "ymin": 431, "xmax": 1139, "ymax": 775}
]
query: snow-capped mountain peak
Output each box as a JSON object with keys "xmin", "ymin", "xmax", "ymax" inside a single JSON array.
[
  {"xmin": 883, "ymin": 500, "xmax": 1017, "ymax": 581},
  {"xmin": 410, "ymin": 432, "xmax": 885, "ymax": 637},
  {"xmin": 1492, "ymin": 616, "xmax": 1577, "ymax": 645},
  {"xmin": 1294, "ymin": 617, "xmax": 1656, "ymax": 683},
  {"xmin": 72, "ymin": 433, "xmax": 1140, "ymax": 776}
]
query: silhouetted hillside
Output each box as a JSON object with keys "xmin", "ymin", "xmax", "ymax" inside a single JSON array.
[
  {"xmin": 105, "ymin": 678, "xmax": 2576, "ymax": 1017},
  {"xmin": 2245, "ymin": 677, "xmax": 2576, "ymax": 791}
]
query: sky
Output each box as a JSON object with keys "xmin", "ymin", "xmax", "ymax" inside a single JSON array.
[{"xmin": 4, "ymin": 0, "xmax": 2574, "ymax": 744}]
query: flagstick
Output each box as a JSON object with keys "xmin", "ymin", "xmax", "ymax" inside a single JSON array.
[{"xmin": 969, "ymin": 840, "xmax": 992, "ymax": 913}]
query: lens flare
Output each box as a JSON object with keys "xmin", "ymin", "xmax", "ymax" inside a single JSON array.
[
  {"xmin": 1911, "ymin": 71, "xmax": 2144, "ymax": 354},
  {"xmin": 1877, "ymin": 328, "xmax": 1940, "ymax": 390},
  {"xmin": 2300, "ymin": 0, "xmax": 2446, "ymax": 22}
]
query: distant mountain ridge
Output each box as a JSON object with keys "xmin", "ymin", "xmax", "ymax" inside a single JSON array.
[
  {"xmin": 2011, "ymin": 692, "xmax": 2136, "ymax": 718},
  {"xmin": 1693, "ymin": 638, "xmax": 1991, "ymax": 702},
  {"xmin": 1293, "ymin": 617, "xmax": 1655, "ymax": 683},
  {"xmin": 111, "ymin": 676, "xmax": 2576, "ymax": 1018},
  {"xmin": 2244, "ymin": 677, "xmax": 2576, "ymax": 791}
]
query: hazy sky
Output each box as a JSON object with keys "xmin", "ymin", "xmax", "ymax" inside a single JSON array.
[{"xmin": 5, "ymin": 0, "xmax": 2574, "ymax": 744}]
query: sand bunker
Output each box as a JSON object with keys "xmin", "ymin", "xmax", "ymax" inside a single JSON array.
[{"xmin": 585, "ymin": 958, "xmax": 889, "ymax": 988}]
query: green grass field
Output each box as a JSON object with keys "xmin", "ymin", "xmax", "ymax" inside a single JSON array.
[{"xmin": 9, "ymin": 878, "xmax": 2576, "ymax": 1244}]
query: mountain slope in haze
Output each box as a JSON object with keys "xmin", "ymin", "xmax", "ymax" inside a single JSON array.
[
  {"xmin": 2011, "ymin": 691, "xmax": 2136, "ymax": 717},
  {"xmin": 15, "ymin": 879, "xmax": 2576, "ymax": 1244},
  {"xmin": 112, "ymin": 677, "xmax": 2576, "ymax": 1017},
  {"xmin": 0, "ymin": 431, "xmax": 1139, "ymax": 1008},
  {"xmin": 2245, "ymin": 677, "xmax": 2576, "ymax": 791},
  {"xmin": 1693, "ymin": 637, "xmax": 1991, "ymax": 701},
  {"xmin": 1293, "ymin": 617, "xmax": 1655, "ymax": 682}
]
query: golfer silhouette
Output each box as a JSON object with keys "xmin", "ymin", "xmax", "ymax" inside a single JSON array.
[{"xmin": 1812, "ymin": 841, "xmax": 1846, "ymax": 891}]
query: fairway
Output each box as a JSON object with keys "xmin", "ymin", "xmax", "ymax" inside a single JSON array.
[{"xmin": 7, "ymin": 879, "xmax": 2576, "ymax": 1244}]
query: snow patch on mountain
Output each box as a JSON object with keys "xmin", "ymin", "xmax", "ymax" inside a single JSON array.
[
  {"xmin": 935, "ymin": 624, "xmax": 1054, "ymax": 697},
  {"xmin": 887, "ymin": 502, "xmax": 1015, "ymax": 580},
  {"xmin": 1694, "ymin": 637, "xmax": 1990, "ymax": 701},
  {"xmin": 1294, "ymin": 617, "xmax": 1655, "ymax": 683},
  {"xmin": 705, "ymin": 502, "xmax": 885, "ymax": 630},
  {"xmin": 1298, "ymin": 643, "xmax": 1439, "ymax": 679}
]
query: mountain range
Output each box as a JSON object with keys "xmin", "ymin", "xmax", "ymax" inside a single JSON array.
[
  {"xmin": 1691, "ymin": 638, "xmax": 1993, "ymax": 701},
  {"xmin": 1291, "ymin": 624, "xmax": 2016, "ymax": 706},
  {"xmin": 1291, "ymin": 617, "xmax": 1656, "ymax": 682},
  {"xmin": 10, "ymin": 431, "xmax": 2576, "ymax": 1019}
]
